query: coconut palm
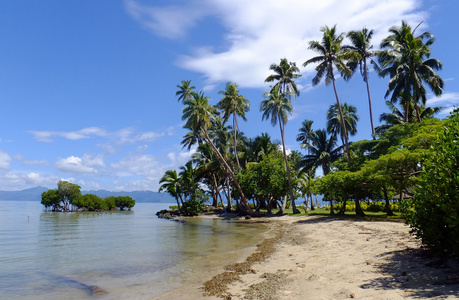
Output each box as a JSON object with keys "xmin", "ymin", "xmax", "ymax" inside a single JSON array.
[
  {"xmin": 326, "ymin": 103, "xmax": 359, "ymax": 151},
  {"xmin": 261, "ymin": 86, "xmax": 301, "ymax": 214},
  {"xmin": 301, "ymin": 129, "xmax": 343, "ymax": 214},
  {"xmin": 182, "ymin": 90, "xmax": 252, "ymax": 214},
  {"xmin": 217, "ymin": 82, "xmax": 250, "ymax": 171},
  {"xmin": 378, "ymin": 21, "xmax": 444, "ymax": 123},
  {"xmin": 265, "ymin": 58, "xmax": 301, "ymax": 98},
  {"xmin": 176, "ymin": 80, "xmax": 196, "ymax": 103},
  {"xmin": 159, "ymin": 170, "xmax": 184, "ymax": 210},
  {"xmin": 193, "ymin": 143, "xmax": 226, "ymax": 208},
  {"xmin": 303, "ymin": 25, "xmax": 353, "ymax": 160},
  {"xmin": 345, "ymin": 28, "xmax": 378, "ymax": 138},
  {"xmin": 296, "ymin": 119, "xmax": 314, "ymax": 154},
  {"xmin": 375, "ymin": 100, "xmax": 445, "ymax": 134}
]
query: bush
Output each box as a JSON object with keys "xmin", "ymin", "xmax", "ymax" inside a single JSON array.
[{"xmin": 409, "ymin": 114, "xmax": 459, "ymax": 257}]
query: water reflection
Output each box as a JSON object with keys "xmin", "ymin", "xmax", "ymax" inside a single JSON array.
[{"xmin": 0, "ymin": 201, "xmax": 268, "ymax": 300}]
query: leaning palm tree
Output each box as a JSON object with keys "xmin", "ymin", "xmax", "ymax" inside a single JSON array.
[
  {"xmin": 158, "ymin": 170, "xmax": 184, "ymax": 211},
  {"xmin": 265, "ymin": 58, "xmax": 301, "ymax": 98},
  {"xmin": 301, "ymin": 129, "xmax": 343, "ymax": 214},
  {"xmin": 304, "ymin": 25, "xmax": 353, "ymax": 160},
  {"xmin": 182, "ymin": 90, "xmax": 253, "ymax": 214},
  {"xmin": 345, "ymin": 28, "xmax": 378, "ymax": 138},
  {"xmin": 176, "ymin": 80, "xmax": 196, "ymax": 103},
  {"xmin": 261, "ymin": 86, "xmax": 301, "ymax": 214},
  {"xmin": 326, "ymin": 103, "xmax": 359, "ymax": 151},
  {"xmin": 217, "ymin": 82, "xmax": 250, "ymax": 171},
  {"xmin": 378, "ymin": 21, "xmax": 444, "ymax": 123}
]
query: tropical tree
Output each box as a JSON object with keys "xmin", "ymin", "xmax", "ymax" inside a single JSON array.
[
  {"xmin": 301, "ymin": 129, "xmax": 343, "ymax": 214},
  {"xmin": 378, "ymin": 21, "xmax": 444, "ymax": 123},
  {"xmin": 326, "ymin": 103, "xmax": 359, "ymax": 150},
  {"xmin": 217, "ymin": 82, "xmax": 250, "ymax": 171},
  {"xmin": 296, "ymin": 119, "xmax": 314, "ymax": 148},
  {"xmin": 304, "ymin": 25, "xmax": 353, "ymax": 160},
  {"xmin": 345, "ymin": 28, "xmax": 378, "ymax": 138},
  {"xmin": 376, "ymin": 100, "xmax": 445, "ymax": 134},
  {"xmin": 261, "ymin": 86, "xmax": 301, "ymax": 214},
  {"xmin": 182, "ymin": 89, "xmax": 253, "ymax": 214},
  {"xmin": 265, "ymin": 58, "xmax": 301, "ymax": 97},
  {"xmin": 176, "ymin": 80, "xmax": 196, "ymax": 103},
  {"xmin": 57, "ymin": 180, "xmax": 81, "ymax": 212},
  {"xmin": 159, "ymin": 170, "xmax": 184, "ymax": 210}
]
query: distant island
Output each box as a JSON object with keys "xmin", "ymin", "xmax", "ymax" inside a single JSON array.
[{"xmin": 0, "ymin": 186, "xmax": 175, "ymax": 203}]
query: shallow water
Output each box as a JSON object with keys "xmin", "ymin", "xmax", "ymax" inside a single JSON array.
[{"xmin": 0, "ymin": 201, "xmax": 268, "ymax": 299}]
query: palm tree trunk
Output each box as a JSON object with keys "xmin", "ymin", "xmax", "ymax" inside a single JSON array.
[
  {"xmin": 279, "ymin": 119, "xmax": 300, "ymax": 214},
  {"xmin": 363, "ymin": 63, "xmax": 375, "ymax": 139},
  {"xmin": 202, "ymin": 128, "xmax": 253, "ymax": 214},
  {"xmin": 331, "ymin": 79, "xmax": 351, "ymax": 162},
  {"xmin": 233, "ymin": 112, "xmax": 242, "ymax": 172},
  {"xmin": 212, "ymin": 173, "xmax": 225, "ymax": 209}
]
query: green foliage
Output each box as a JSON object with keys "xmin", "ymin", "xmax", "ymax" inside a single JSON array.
[
  {"xmin": 114, "ymin": 196, "xmax": 136, "ymax": 210},
  {"xmin": 41, "ymin": 189, "xmax": 61, "ymax": 211},
  {"xmin": 332, "ymin": 201, "xmax": 400, "ymax": 212},
  {"xmin": 408, "ymin": 113, "xmax": 459, "ymax": 256},
  {"xmin": 41, "ymin": 181, "xmax": 136, "ymax": 212},
  {"xmin": 181, "ymin": 191, "xmax": 208, "ymax": 215}
]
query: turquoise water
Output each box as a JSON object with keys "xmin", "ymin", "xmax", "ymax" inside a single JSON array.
[{"xmin": 0, "ymin": 201, "xmax": 268, "ymax": 299}]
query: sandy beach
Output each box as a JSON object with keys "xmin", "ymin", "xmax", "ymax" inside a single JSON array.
[{"xmin": 153, "ymin": 215, "xmax": 459, "ymax": 300}]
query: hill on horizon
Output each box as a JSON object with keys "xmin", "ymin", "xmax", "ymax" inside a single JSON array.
[{"xmin": 0, "ymin": 186, "xmax": 175, "ymax": 203}]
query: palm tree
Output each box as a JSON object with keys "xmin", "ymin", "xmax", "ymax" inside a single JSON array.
[
  {"xmin": 176, "ymin": 80, "xmax": 196, "ymax": 103},
  {"xmin": 193, "ymin": 143, "xmax": 226, "ymax": 208},
  {"xmin": 179, "ymin": 161, "xmax": 199, "ymax": 201},
  {"xmin": 159, "ymin": 170, "xmax": 184, "ymax": 210},
  {"xmin": 182, "ymin": 90, "xmax": 253, "ymax": 214},
  {"xmin": 261, "ymin": 86, "xmax": 301, "ymax": 214},
  {"xmin": 296, "ymin": 119, "xmax": 314, "ymax": 155},
  {"xmin": 326, "ymin": 103, "xmax": 359, "ymax": 151},
  {"xmin": 301, "ymin": 129, "xmax": 343, "ymax": 214},
  {"xmin": 345, "ymin": 28, "xmax": 378, "ymax": 138},
  {"xmin": 378, "ymin": 21, "xmax": 444, "ymax": 123},
  {"xmin": 375, "ymin": 100, "xmax": 445, "ymax": 134},
  {"xmin": 304, "ymin": 25, "xmax": 353, "ymax": 160},
  {"xmin": 265, "ymin": 58, "xmax": 301, "ymax": 97},
  {"xmin": 217, "ymin": 82, "xmax": 250, "ymax": 171}
]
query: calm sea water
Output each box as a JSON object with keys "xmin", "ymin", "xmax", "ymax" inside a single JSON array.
[{"xmin": 0, "ymin": 201, "xmax": 268, "ymax": 300}]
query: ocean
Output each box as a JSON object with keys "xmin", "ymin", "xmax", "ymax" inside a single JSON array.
[{"xmin": 0, "ymin": 201, "xmax": 268, "ymax": 299}]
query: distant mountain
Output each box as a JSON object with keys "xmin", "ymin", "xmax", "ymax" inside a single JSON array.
[
  {"xmin": 0, "ymin": 187, "xmax": 175, "ymax": 203},
  {"xmin": 0, "ymin": 186, "xmax": 49, "ymax": 202}
]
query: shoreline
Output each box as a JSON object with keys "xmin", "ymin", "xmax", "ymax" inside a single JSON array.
[{"xmin": 152, "ymin": 214, "xmax": 459, "ymax": 300}]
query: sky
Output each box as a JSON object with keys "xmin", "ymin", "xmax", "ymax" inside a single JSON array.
[{"xmin": 0, "ymin": 0, "xmax": 458, "ymax": 192}]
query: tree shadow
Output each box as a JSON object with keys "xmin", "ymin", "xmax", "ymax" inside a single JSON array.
[{"xmin": 360, "ymin": 247, "xmax": 459, "ymax": 298}]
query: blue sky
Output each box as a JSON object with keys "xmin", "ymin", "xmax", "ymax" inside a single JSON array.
[{"xmin": 0, "ymin": 0, "xmax": 458, "ymax": 191}]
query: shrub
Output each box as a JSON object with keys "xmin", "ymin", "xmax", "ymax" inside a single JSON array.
[{"xmin": 409, "ymin": 114, "xmax": 459, "ymax": 257}]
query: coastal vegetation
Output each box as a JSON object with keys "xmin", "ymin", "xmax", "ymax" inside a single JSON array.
[
  {"xmin": 41, "ymin": 180, "xmax": 135, "ymax": 212},
  {"xmin": 159, "ymin": 21, "xmax": 458, "ymax": 257}
]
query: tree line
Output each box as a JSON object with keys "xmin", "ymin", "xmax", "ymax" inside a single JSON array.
[
  {"xmin": 159, "ymin": 21, "xmax": 457, "ymax": 256},
  {"xmin": 41, "ymin": 180, "xmax": 135, "ymax": 212}
]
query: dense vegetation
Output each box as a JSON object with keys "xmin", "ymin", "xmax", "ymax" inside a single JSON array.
[
  {"xmin": 159, "ymin": 21, "xmax": 458, "ymax": 256},
  {"xmin": 41, "ymin": 180, "xmax": 135, "ymax": 212}
]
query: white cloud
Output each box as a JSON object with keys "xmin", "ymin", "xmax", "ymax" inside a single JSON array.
[
  {"xmin": 30, "ymin": 126, "xmax": 168, "ymax": 144},
  {"xmin": 56, "ymin": 155, "xmax": 102, "ymax": 174},
  {"xmin": 0, "ymin": 151, "xmax": 11, "ymax": 169},
  {"xmin": 30, "ymin": 127, "xmax": 108, "ymax": 142},
  {"xmin": 426, "ymin": 92, "xmax": 459, "ymax": 106},
  {"xmin": 124, "ymin": 0, "xmax": 207, "ymax": 39},
  {"xmin": 111, "ymin": 154, "xmax": 161, "ymax": 178},
  {"xmin": 0, "ymin": 171, "xmax": 58, "ymax": 191},
  {"xmin": 127, "ymin": 0, "xmax": 426, "ymax": 89}
]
